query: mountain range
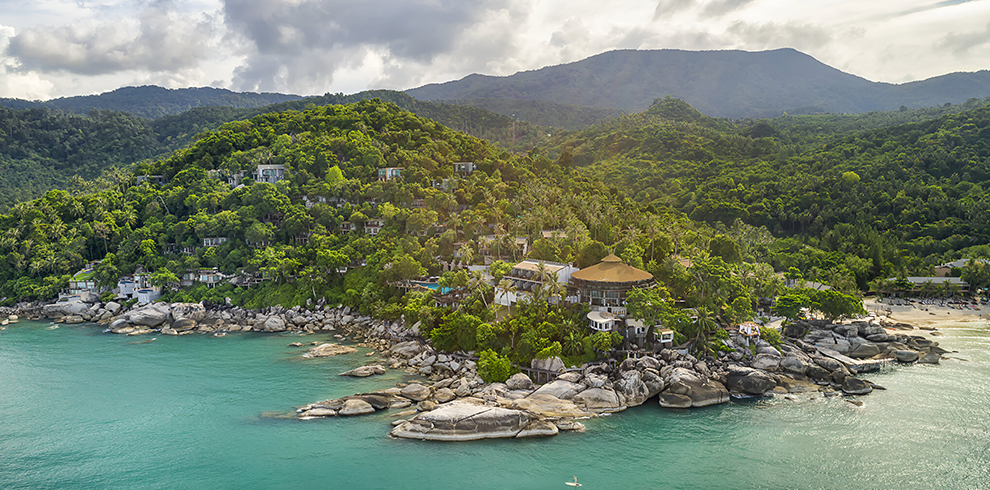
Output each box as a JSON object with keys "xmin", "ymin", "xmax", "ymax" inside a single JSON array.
[
  {"xmin": 406, "ymin": 48, "xmax": 990, "ymax": 118},
  {"xmin": 0, "ymin": 86, "xmax": 302, "ymax": 119}
]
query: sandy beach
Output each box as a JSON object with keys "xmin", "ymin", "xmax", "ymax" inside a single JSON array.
[{"xmin": 864, "ymin": 297, "xmax": 989, "ymax": 329}]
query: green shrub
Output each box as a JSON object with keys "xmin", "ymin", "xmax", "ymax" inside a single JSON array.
[
  {"xmin": 759, "ymin": 326, "xmax": 782, "ymax": 348},
  {"xmin": 477, "ymin": 349, "xmax": 513, "ymax": 383}
]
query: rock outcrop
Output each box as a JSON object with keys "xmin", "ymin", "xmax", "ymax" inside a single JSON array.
[{"xmin": 391, "ymin": 402, "xmax": 557, "ymax": 441}]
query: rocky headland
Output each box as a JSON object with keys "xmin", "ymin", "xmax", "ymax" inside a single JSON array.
[{"xmin": 2, "ymin": 296, "xmax": 951, "ymax": 442}]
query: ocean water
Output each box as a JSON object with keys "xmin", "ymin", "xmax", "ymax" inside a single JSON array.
[{"xmin": 1, "ymin": 320, "xmax": 989, "ymax": 489}]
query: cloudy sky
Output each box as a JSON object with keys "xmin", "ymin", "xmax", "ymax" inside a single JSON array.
[{"xmin": 2, "ymin": 0, "xmax": 989, "ymax": 100}]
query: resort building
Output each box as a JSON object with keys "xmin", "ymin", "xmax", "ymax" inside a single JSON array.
[
  {"xmin": 935, "ymin": 258, "xmax": 989, "ymax": 277},
  {"xmin": 203, "ymin": 237, "xmax": 228, "ymax": 247},
  {"xmin": 570, "ymin": 254, "xmax": 655, "ymax": 317},
  {"xmin": 453, "ymin": 162, "xmax": 476, "ymax": 175},
  {"xmin": 198, "ymin": 268, "xmax": 224, "ymax": 288},
  {"xmin": 890, "ymin": 276, "xmax": 970, "ymax": 295},
  {"xmin": 364, "ymin": 219, "xmax": 384, "ymax": 236},
  {"xmin": 569, "ymin": 254, "xmax": 668, "ymax": 350},
  {"xmin": 135, "ymin": 175, "xmax": 167, "ymax": 186},
  {"xmin": 254, "ymin": 164, "xmax": 285, "ymax": 184},
  {"xmin": 378, "ymin": 167, "xmax": 403, "ymax": 181},
  {"xmin": 495, "ymin": 260, "xmax": 579, "ymax": 306}
]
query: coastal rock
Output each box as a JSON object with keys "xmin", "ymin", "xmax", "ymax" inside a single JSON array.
[
  {"xmin": 390, "ymin": 402, "xmax": 555, "ymax": 441},
  {"xmin": 64, "ymin": 315, "xmax": 84, "ymax": 324},
  {"xmin": 573, "ymin": 388, "xmax": 623, "ymax": 411},
  {"xmin": 516, "ymin": 419, "xmax": 559, "ymax": 438},
  {"xmin": 338, "ymin": 399, "xmax": 375, "ymax": 416},
  {"xmin": 658, "ymin": 393, "xmax": 693, "ymax": 408},
  {"xmin": 401, "ymin": 383, "xmax": 432, "ymax": 402},
  {"xmin": 263, "ymin": 316, "xmax": 286, "ymax": 332},
  {"xmin": 389, "ymin": 341, "xmax": 422, "ymax": 358},
  {"xmin": 454, "ymin": 380, "xmax": 473, "ymax": 398},
  {"xmin": 751, "ymin": 353, "xmax": 781, "ymax": 371},
  {"xmin": 641, "ymin": 369, "xmax": 665, "ymax": 398},
  {"xmin": 124, "ymin": 303, "xmax": 170, "ymax": 327},
  {"xmin": 556, "ymin": 372, "xmax": 583, "ymax": 383},
  {"xmin": 170, "ymin": 303, "xmax": 206, "ymax": 322},
  {"xmin": 847, "ymin": 343, "xmax": 880, "ymax": 359},
  {"xmin": 417, "ymin": 400, "xmax": 438, "ymax": 411},
  {"xmin": 893, "ymin": 350, "xmax": 919, "ymax": 363},
  {"xmin": 299, "ymin": 407, "xmax": 336, "ymax": 418},
  {"xmin": 434, "ymin": 388, "xmax": 457, "ymax": 403},
  {"xmin": 780, "ymin": 356, "xmax": 810, "ymax": 375},
  {"xmin": 511, "ymin": 394, "xmax": 590, "ymax": 418},
  {"xmin": 665, "ymin": 367, "xmax": 730, "ymax": 407},
  {"xmin": 582, "ymin": 373, "xmax": 607, "ymax": 389},
  {"xmin": 842, "ymin": 377, "xmax": 873, "ymax": 395},
  {"xmin": 173, "ymin": 319, "xmax": 197, "ymax": 331},
  {"xmin": 613, "ymin": 370, "xmax": 650, "ymax": 407},
  {"xmin": 105, "ymin": 302, "xmax": 121, "ymax": 314},
  {"xmin": 302, "ymin": 343, "xmax": 357, "ymax": 358},
  {"xmin": 918, "ymin": 352, "xmax": 940, "ymax": 364},
  {"xmin": 338, "ymin": 365, "xmax": 386, "ymax": 377},
  {"xmin": 531, "ymin": 356, "xmax": 565, "ymax": 373},
  {"xmin": 530, "ymin": 380, "xmax": 585, "ymax": 400},
  {"xmin": 726, "ymin": 367, "xmax": 777, "ymax": 396},
  {"xmin": 505, "ymin": 373, "xmax": 535, "ymax": 391},
  {"xmin": 775, "ymin": 374, "xmax": 819, "ymax": 393}
]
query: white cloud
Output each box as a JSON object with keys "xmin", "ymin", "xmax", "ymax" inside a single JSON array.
[{"xmin": 1, "ymin": 0, "xmax": 989, "ymax": 100}]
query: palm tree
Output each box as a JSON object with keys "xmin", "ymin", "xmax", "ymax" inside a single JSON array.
[
  {"xmin": 467, "ymin": 269, "xmax": 491, "ymax": 309},
  {"xmin": 542, "ymin": 270, "xmax": 565, "ymax": 303},
  {"xmin": 692, "ymin": 306, "xmax": 721, "ymax": 356}
]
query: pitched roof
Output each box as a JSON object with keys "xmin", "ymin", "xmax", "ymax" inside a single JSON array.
[{"xmin": 571, "ymin": 255, "xmax": 653, "ymax": 283}]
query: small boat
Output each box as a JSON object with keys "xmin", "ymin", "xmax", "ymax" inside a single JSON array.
[{"xmin": 565, "ymin": 476, "xmax": 582, "ymax": 487}]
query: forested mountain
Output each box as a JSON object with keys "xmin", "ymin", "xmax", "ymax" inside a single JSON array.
[
  {"xmin": 407, "ymin": 48, "xmax": 990, "ymax": 118},
  {"xmin": 554, "ymin": 96, "xmax": 990, "ymax": 275},
  {"xmin": 2, "ymin": 99, "xmax": 986, "ymax": 364},
  {"xmin": 0, "ymin": 86, "xmax": 302, "ymax": 119},
  {"xmin": 0, "ymin": 91, "xmax": 556, "ymax": 211}
]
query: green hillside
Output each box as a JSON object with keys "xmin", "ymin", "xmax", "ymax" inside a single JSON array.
[
  {"xmin": 0, "ymin": 91, "xmax": 555, "ymax": 211},
  {"xmin": 555, "ymin": 96, "xmax": 990, "ymax": 274}
]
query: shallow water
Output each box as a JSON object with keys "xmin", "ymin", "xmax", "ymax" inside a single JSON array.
[{"xmin": 1, "ymin": 320, "xmax": 988, "ymax": 489}]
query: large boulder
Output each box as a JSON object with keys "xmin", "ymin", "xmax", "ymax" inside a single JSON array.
[
  {"xmin": 842, "ymin": 377, "xmax": 873, "ymax": 395},
  {"xmin": 847, "ymin": 342, "xmax": 880, "ymax": 359},
  {"xmin": 664, "ymin": 368, "xmax": 730, "ymax": 407},
  {"xmin": 170, "ymin": 303, "xmax": 206, "ymax": 322},
  {"xmin": 613, "ymin": 370, "xmax": 650, "ymax": 407},
  {"xmin": 338, "ymin": 399, "xmax": 375, "ymax": 416},
  {"xmin": 779, "ymin": 356, "xmax": 810, "ymax": 375},
  {"xmin": 391, "ymin": 402, "xmax": 557, "ymax": 441},
  {"xmin": 918, "ymin": 352, "xmax": 940, "ymax": 364},
  {"xmin": 505, "ymin": 373, "xmax": 535, "ymax": 391},
  {"xmin": 124, "ymin": 303, "xmax": 170, "ymax": 327},
  {"xmin": 79, "ymin": 291, "xmax": 101, "ymax": 303},
  {"xmin": 530, "ymin": 380, "xmax": 585, "ymax": 400},
  {"xmin": 400, "ymin": 383, "xmax": 432, "ymax": 402},
  {"xmin": 263, "ymin": 316, "xmax": 286, "ymax": 332},
  {"xmin": 893, "ymin": 350, "xmax": 919, "ymax": 363},
  {"xmin": 641, "ymin": 369, "xmax": 665, "ymax": 398},
  {"xmin": 658, "ymin": 393, "xmax": 693, "ymax": 408},
  {"xmin": 104, "ymin": 301, "xmax": 122, "ymax": 315},
  {"xmin": 338, "ymin": 365, "xmax": 386, "ymax": 377},
  {"xmin": 573, "ymin": 388, "xmax": 623, "ymax": 411},
  {"xmin": 389, "ymin": 341, "xmax": 422, "ymax": 358},
  {"xmin": 775, "ymin": 374, "xmax": 820, "ymax": 393},
  {"xmin": 751, "ymin": 353, "xmax": 781, "ymax": 371},
  {"xmin": 726, "ymin": 367, "xmax": 777, "ymax": 396},
  {"xmin": 531, "ymin": 356, "xmax": 565, "ymax": 373},
  {"xmin": 511, "ymin": 394, "xmax": 590, "ymax": 418},
  {"xmin": 172, "ymin": 319, "xmax": 198, "ymax": 331},
  {"xmin": 302, "ymin": 343, "xmax": 357, "ymax": 358}
]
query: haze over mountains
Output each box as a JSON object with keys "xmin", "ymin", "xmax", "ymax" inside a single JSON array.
[
  {"xmin": 406, "ymin": 48, "xmax": 990, "ymax": 118},
  {"xmin": 0, "ymin": 86, "xmax": 302, "ymax": 119}
]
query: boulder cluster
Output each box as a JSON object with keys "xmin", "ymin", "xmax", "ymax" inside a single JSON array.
[{"xmin": 35, "ymin": 298, "xmax": 400, "ymax": 337}]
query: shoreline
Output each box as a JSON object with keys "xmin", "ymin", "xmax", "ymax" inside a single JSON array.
[
  {"xmin": 863, "ymin": 297, "xmax": 989, "ymax": 330},
  {"xmin": 1, "ymin": 296, "xmax": 970, "ymax": 443}
]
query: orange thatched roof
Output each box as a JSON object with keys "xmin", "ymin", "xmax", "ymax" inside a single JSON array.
[{"xmin": 571, "ymin": 254, "xmax": 653, "ymax": 283}]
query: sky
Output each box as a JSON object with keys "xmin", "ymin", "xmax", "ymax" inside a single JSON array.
[{"xmin": 2, "ymin": 0, "xmax": 990, "ymax": 101}]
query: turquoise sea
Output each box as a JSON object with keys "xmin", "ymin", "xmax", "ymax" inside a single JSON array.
[{"xmin": 2, "ymin": 319, "xmax": 989, "ymax": 489}]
